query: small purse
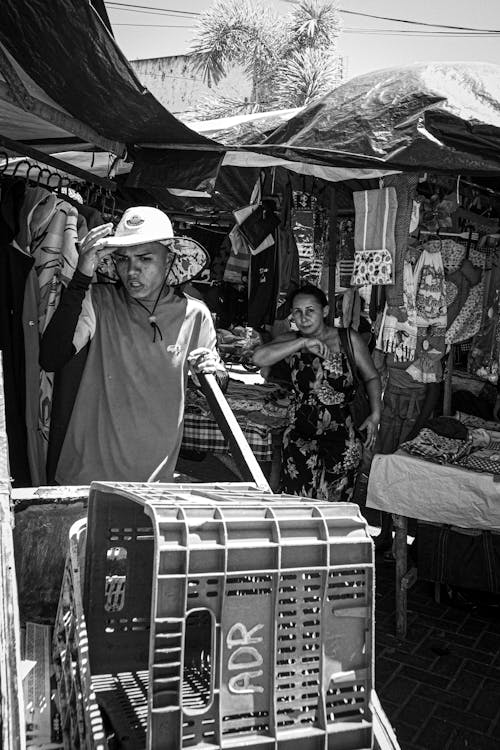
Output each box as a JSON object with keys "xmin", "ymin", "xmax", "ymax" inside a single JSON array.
[
  {"xmin": 351, "ymin": 248, "xmax": 393, "ymax": 286},
  {"xmin": 338, "ymin": 327, "xmax": 371, "ymax": 430}
]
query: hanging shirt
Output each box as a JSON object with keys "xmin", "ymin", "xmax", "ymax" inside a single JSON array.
[{"xmin": 52, "ymin": 280, "xmax": 216, "ymax": 485}]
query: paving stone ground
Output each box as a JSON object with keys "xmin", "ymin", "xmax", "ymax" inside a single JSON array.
[
  {"xmin": 375, "ymin": 555, "xmax": 500, "ymax": 750},
  {"xmin": 176, "ymin": 452, "xmax": 500, "ymax": 750}
]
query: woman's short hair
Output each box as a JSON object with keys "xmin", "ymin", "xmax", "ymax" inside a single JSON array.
[{"xmin": 290, "ymin": 284, "xmax": 328, "ymax": 308}]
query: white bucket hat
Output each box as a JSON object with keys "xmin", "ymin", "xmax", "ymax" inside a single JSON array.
[
  {"xmin": 101, "ymin": 206, "xmax": 209, "ymax": 285},
  {"xmin": 104, "ymin": 206, "xmax": 174, "ymax": 247}
]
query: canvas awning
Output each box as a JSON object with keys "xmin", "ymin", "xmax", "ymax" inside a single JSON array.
[
  {"xmin": 256, "ymin": 62, "xmax": 500, "ymax": 175},
  {"xmin": 0, "ymin": 0, "xmax": 216, "ymax": 187}
]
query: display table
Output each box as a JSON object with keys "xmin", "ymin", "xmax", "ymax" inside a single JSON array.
[{"xmin": 367, "ymin": 452, "xmax": 500, "ymax": 638}]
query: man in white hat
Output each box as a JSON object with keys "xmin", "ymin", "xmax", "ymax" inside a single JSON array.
[{"xmin": 40, "ymin": 207, "xmax": 226, "ymax": 484}]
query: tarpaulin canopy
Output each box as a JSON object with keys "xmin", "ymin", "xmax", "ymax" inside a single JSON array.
[
  {"xmin": 0, "ymin": 0, "xmax": 214, "ymax": 152},
  {"xmin": 259, "ymin": 62, "xmax": 500, "ymax": 175}
]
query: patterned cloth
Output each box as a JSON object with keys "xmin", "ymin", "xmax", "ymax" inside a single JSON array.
[
  {"xmin": 414, "ymin": 242, "xmax": 447, "ymax": 327},
  {"xmin": 281, "ymin": 346, "xmax": 362, "ymax": 502},
  {"xmin": 457, "ymin": 451, "xmax": 500, "ymax": 476},
  {"xmin": 445, "ymin": 280, "xmax": 484, "ymax": 345},
  {"xmin": 182, "ymin": 413, "xmax": 274, "ymax": 462},
  {"xmin": 440, "ymin": 238, "xmax": 467, "ymax": 274},
  {"xmin": 400, "ymin": 428, "xmax": 472, "ymax": 464}
]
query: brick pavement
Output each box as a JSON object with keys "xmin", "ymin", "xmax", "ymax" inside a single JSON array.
[{"xmin": 375, "ymin": 554, "xmax": 500, "ymax": 750}]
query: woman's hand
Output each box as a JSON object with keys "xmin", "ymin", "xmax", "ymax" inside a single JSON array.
[
  {"xmin": 77, "ymin": 223, "xmax": 114, "ymax": 277},
  {"xmin": 302, "ymin": 338, "xmax": 333, "ymax": 360},
  {"xmin": 358, "ymin": 413, "xmax": 380, "ymax": 449}
]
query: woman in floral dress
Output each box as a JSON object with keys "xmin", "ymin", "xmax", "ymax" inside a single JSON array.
[{"xmin": 253, "ymin": 285, "xmax": 381, "ymax": 501}]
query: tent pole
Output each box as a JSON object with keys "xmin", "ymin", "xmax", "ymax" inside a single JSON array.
[
  {"xmin": 327, "ymin": 185, "xmax": 337, "ymax": 325},
  {"xmin": 443, "ymin": 347, "xmax": 454, "ymax": 417}
]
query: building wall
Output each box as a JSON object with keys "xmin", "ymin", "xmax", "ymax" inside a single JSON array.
[{"xmin": 130, "ymin": 54, "xmax": 251, "ymax": 118}]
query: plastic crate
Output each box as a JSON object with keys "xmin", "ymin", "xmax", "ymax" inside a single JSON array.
[
  {"xmin": 59, "ymin": 481, "xmax": 375, "ymax": 749},
  {"xmin": 53, "ymin": 518, "xmax": 107, "ymax": 749}
]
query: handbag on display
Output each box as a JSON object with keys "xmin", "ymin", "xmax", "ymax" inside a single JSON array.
[
  {"xmin": 351, "ymin": 249, "xmax": 393, "ymax": 286},
  {"xmin": 351, "ymin": 187, "xmax": 396, "ymax": 286}
]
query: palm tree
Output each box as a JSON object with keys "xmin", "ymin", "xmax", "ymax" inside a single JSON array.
[
  {"xmin": 276, "ymin": 47, "xmax": 341, "ymax": 108},
  {"xmin": 190, "ymin": 0, "xmax": 342, "ymax": 118}
]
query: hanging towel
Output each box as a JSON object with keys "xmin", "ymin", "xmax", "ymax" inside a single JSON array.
[
  {"xmin": 352, "ymin": 187, "xmax": 397, "ymax": 286},
  {"xmin": 413, "ymin": 242, "xmax": 447, "ymax": 327},
  {"xmin": 383, "ymin": 174, "xmax": 420, "ymax": 307},
  {"xmin": 376, "ymin": 261, "xmax": 418, "ymax": 361}
]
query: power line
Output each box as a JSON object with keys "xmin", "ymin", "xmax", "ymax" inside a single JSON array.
[
  {"xmin": 107, "ymin": 2, "xmax": 500, "ymax": 37},
  {"xmin": 339, "ymin": 8, "xmax": 500, "ymax": 34},
  {"xmin": 114, "ymin": 22, "xmax": 196, "ymax": 27},
  {"xmin": 115, "ymin": 21, "xmax": 500, "ymax": 38},
  {"xmin": 343, "ymin": 28, "xmax": 500, "ymax": 37},
  {"xmin": 105, "ymin": 2, "xmax": 199, "ymax": 16},
  {"xmin": 280, "ymin": 1, "xmax": 500, "ymax": 34}
]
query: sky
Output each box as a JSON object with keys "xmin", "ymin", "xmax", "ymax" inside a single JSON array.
[{"xmin": 108, "ymin": 0, "xmax": 500, "ymax": 80}]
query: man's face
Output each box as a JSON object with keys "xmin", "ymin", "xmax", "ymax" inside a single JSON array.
[{"xmin": 112, "ymin": 242, "xmax": 172, "ymax": 302}]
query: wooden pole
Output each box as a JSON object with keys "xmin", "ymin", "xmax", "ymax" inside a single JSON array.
[{"xmin": 443, "ymin": 347, "xmax": 454, "ymax": 417}]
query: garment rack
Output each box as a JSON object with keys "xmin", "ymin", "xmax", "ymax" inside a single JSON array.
[{"xmin": 0, "ymin": 133, "xmax": 117, "ymax": 191}]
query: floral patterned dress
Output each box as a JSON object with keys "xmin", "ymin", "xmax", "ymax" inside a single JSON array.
[{"xmin": 281, "ymin": 343, "xmax": 363, "ymax": 501}]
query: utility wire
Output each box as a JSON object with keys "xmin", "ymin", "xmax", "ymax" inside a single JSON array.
[
  {"xmin": 105, "ymin": 2, "xmax": 199, "ymax": 16},
  {"xmin": 339, "ymin": 8, "xmax": 500, "ymax": 34},
  {"xmin": 115, "ymin": 21, "xmax": 500, "ymax": 37},
  {"xmin": 107, "ymin": 2, "xmax": 500, "ymax": 37},
  {"xmin": 114, "ymin": 22, "xmax": 196, "ymax": 27}
]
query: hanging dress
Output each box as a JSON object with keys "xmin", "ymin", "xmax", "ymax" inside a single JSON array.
[{"xmin": 281, "ymin": 340, "xmax": 363, "ymax": 501}]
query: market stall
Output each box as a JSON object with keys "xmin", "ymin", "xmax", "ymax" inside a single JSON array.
[{"xmin": 367, "ymin": 413, "xmax": 500, "ymax": 638}]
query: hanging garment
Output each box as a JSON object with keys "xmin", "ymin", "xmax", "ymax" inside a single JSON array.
[
  {"xmin": 342, "ymin": 288, "xmax": 361, "ymax": 330},
  {"xmin": 445, "ymin": 280, "xmax": 485, "ymax": 346},
  {"xmin": 275, "ymin": 185, "xmax": 300, "ymax": 319},
  {"xmin": 378, "ymin": 366, "xmax": 428, "ymax": 454},
  {"xmin": 383, "ymin": 174, "xmax": 420, "ymax": 307},
  {"xmin": 223, "ymin": 225, "xmax": 250, "ymax": 285},
  {"xmin": 468, "ymin": 240, "xmax": 500, "ymax": 382},
  {"xmin": 413, "ymin": 242, "xmax": 447, "ymax": 327},
  {"xmin": 247, "ymin": 244, "xmax": 279, "ymax": 328},
  {"xmin": 351, "ymin": 187, "xmax": 397, "ymax": 286},
  {"xmin": 440, "ymin": 238, "xmax": 467, "ymax": 274},
  {"xmin": 376, "ymin": 259, "xmax": 418, "ymax": 361},
  {"xmin": 0, "ymin": 244, "xmax": 34, "ymax": 486},
  {"xmin": 14, "ymin": 188, "xmax": 80, "ymax": 478},
  {"xmin": 406, "ymin": 326, "xmax": 446, "ymax": 384},
  {"xmin": 0, "ymin": 180, "xmax": 33, "ymax": 486}
]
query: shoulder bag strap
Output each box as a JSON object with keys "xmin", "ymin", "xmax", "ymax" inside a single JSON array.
[{"xmin": 338, "ymin": 326, "xmax": 360, "ymax": 388}]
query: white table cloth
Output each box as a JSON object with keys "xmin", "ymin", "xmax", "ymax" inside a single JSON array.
[{"xmin": 367, "ymin": 451, "xmax": 500, "ymax": 531}]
